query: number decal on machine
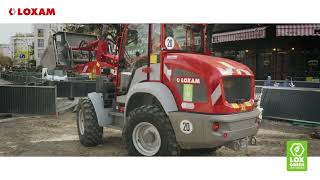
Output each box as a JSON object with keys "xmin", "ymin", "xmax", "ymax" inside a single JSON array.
[
  {"xmin": 165, "ymin": 37, "xmax": 174, "ymax": 50},
  {"xmin": 180, "ymin": 120, "xmax": 193, "ymax": 134}
]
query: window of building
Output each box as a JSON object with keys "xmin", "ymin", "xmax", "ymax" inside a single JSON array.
[
  {"xmin": 38, "ymin": 29, "xmax": 44, "ymax": 37},
  {"xmin": 38, "ymin": 39, "xmax": 44, "ymax": 48},
  {"xmin": 38, "ymin": 49, "xmax": 44, "ymax": 58}
]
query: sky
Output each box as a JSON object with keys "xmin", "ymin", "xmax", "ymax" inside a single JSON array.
[{"xmin": 0, "ymin": 24, "xmax": 33, "ymax": 44}]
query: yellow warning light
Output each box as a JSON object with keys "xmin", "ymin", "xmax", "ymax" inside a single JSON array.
[
  {"xmin": 244, "ymin": 101, "xmax": 252, "ymax": 107},
  {"xmin": 231, "ymin": 103, "xmax": 239, "ymax": 109}
]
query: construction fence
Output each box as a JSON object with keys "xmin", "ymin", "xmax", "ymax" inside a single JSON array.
[
  {"xmin": 255, "ymin": 80, "xmax": 320, "ymax": 88},
  {"xmin": 0, "ymin": 85, "xmax": 57, "ymax": 115},
  {"xmin": 1, "ymin": 71, "xmax": 320, "ymax": 122},
  {"xmin": 259, "ymin": 86, "xmax": 320, "ymax": 125},
  {"xmin": 0, "ymin": 72, "xmax": 96, "ymax": 97}
]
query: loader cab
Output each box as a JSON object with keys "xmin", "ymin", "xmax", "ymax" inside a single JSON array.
[
  {"xmin": 163, "ymin": 24, "xmax": 205, "ymax": 53},
  {"xmin": 117, "ymin": 24, "xmax": 211, "ymax": 95}
]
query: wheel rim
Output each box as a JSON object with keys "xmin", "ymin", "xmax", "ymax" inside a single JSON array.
[
  {"xmin": 132, "ymin": 122, "xmax": 161, "ymax": 156},
  {"xmin": 78, "ymin": 109, "xmax": 85, "ymax": 135}
]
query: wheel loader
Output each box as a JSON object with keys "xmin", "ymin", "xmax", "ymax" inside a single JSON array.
[{"xmin": 76, "ymin": 24, "xmax": 261, "ymax": 156}]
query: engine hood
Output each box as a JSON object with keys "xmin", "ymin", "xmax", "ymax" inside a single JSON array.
[{"xmin": 166, "ymin": 53, "xmax": 254, "ymax": 78}]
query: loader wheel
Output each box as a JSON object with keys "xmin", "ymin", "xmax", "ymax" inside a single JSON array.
[
  {"xmin": 77, "ymin": 98, "xmax": 103, "ymax": 147},
  {"xmin": 123, "ymin": 105, "xmax": 180, "ymax": 156}
]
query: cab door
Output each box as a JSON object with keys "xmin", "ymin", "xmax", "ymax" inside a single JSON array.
[
  {"xmin": 149, "ymin": 24, "xmax": 162, "ymax": 81},
  {"xmin": 118, "ymin": 24, "xmax": 150, "ymax": 94}
]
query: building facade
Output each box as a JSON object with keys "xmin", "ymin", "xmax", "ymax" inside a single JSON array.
[
  {"xmin": 10, "ymin": 34, "xmax": 34, "ymax": 64},
  {"xmin": 0, "ymin": 44, "xmax": 12, "ymax": 58},
  {"xmin": 32, "ymin": 24, "xmax": 65, "ymax": 66},
  {"xmin": 211, "ymin": 24, "xmax": 320, "ymax": 81}
]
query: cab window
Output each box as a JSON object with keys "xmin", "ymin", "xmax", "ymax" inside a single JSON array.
[
  {"xmin": 165, "ymin": 24, "xmax": 204, "ymax": 53},
  {"xmin": 152, "ymin": 24, "xmax": 161, "ymax": 54},
  {"xmin": 124, "ymin": 24, "xmax": 149, "ymax": 71}
]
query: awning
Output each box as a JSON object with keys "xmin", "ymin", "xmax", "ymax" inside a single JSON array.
[
  {"xmin": 276, "ymin": 24, "xmax": 320, "ymax": 36},
  {"xmin": 212, "ymin": 27, "xmax": 267, "ymax": 43}
]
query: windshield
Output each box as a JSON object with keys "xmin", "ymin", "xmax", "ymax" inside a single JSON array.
[{"xmin": 165, "ymin": 24, "xmax": 205, "ymax": 53}]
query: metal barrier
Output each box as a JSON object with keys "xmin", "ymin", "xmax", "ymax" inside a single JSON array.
[
  {"xmin": 49, "ymin": 80, "xmax": 96, "ymax": 97},
  {"xmin": 255, "ymin": 86, "xmax": 263, "ymax": 94},
  {"xmin": 1, "ymin": 72, "xmax": 95, "ymax": 97},
  {"xmin": 260, "ymin": 86, "xmax": 320, "ymax": 125},
  {"xmin": 0, "ymin": 85, "xmax": 57, "ymax": 115},
  {"xmin": 256, "ymin": 80, "xmax": 320, "ymax": 88},
  {"xmin": 0, "ymin": 72, "xmax": 45, "ymax": 85}
]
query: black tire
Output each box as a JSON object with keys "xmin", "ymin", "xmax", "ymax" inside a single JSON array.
[
  {"xmin": 76, "ymin": 98, "xmax": 103, "ymax": 147},
  {"xmin": 123, "ymin": 105, "xmax": 180, "ymax": 156}
]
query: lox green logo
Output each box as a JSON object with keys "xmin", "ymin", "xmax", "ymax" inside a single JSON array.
[{"xmin": 287, "ymin": 141, "xmax": 308, "ymax": 171}]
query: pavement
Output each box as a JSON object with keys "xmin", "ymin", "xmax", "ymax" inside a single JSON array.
[{"xmin": 0, "ymin": 112, "xmax": 319, "ymax": 156}]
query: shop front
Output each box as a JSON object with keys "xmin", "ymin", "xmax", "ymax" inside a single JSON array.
[{"xmin": 212, "ymin": 24, "xmax": 320, "ymax": 81}]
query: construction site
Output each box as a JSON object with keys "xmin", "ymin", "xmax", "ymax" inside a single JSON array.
[
  {"xmin": 1, "ymin": 112, "xmax": 320, "ymax": 156},
  {"xmin": 1, "ymin": 24, "xmax": 320, "ymax": 156}
]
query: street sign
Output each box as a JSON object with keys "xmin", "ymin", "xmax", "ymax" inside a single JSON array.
[{"xmin": 19, "ymin": 54, "xmax": 26, "ymax": 59}]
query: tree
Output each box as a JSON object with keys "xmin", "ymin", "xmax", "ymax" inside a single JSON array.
[
  {"xmin": 64, "ymin": 24, "xmax": 120, "ymax": 36},
  {"xmin": 0, "ymin": 55, "xmax": 13, "ymax": 66},
  {"xmin": 64, "ymin": 24, "xmax": 102, "ymax": 35}
]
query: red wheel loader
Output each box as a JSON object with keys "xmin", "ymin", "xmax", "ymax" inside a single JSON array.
[{"xmin": 76, "ymin": 24, "xmax": 261, "ymax": 156}]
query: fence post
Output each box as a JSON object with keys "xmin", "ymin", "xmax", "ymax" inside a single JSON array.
[{"xmin": 69, "ymin": 81, "xmax": 74, "ymax": 100}]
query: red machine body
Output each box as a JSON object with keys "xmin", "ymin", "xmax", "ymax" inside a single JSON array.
[
  {"xmin": 162, "ymin": 53, "xmax": 255, "ymax": 114},
  {"xmin": 135, "ymin": 24, "xmax": 256, "ymax": 115},
  {"xmin": 76, "ymin": 24, "xmax": 260, "ymax": 156},
  {"xmin": 73, "ymin": 24, "xmax": 256, "ymax": 115}
]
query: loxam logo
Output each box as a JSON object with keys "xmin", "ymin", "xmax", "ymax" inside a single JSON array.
[{"xmin": 9, "ymin": 8, "xmax": 55, "ymax": 16}]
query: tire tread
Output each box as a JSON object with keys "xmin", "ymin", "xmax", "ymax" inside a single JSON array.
[
  {"xmin": 77, "ymin": 98, "xmax": 103, "ymax": 147},
  {"xmin": 123, "ymin": 105, "xmax": 180, "ymax": 156}
]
